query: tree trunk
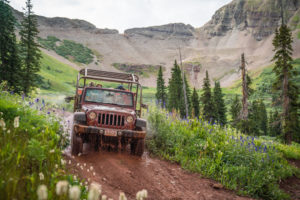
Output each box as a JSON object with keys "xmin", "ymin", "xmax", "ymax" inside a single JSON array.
[
  {"xmin": 283, "ymin": 67, "xmax": 291, "ymax": 144},
  {"xmin": 241, "ymin": 53, "xmax": 248, "ymax": 120}
]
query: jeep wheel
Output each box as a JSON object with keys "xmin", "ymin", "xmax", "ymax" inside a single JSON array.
[
  {"xmin": 71, "ymin": 128, "xmax": 83, "ymax": 155},
  {"xmin": 131, "ymin": 138, "xmax": 144, "ymax": 156}
]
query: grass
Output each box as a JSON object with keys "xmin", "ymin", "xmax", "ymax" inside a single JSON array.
[
  {"xmin": 147, "ymin": 108, "xmax": 300, "ymax": 199},
  {"xmin": 112, "ymin": 63, "xmax": 163, "ymax": 78},
  {"xmin": 0, "ymin": 87, "xmax": 89, "ymax": 199},
  {"xmin": 38, "ymin": 36, "xmax": 94, "ymax": 64}
]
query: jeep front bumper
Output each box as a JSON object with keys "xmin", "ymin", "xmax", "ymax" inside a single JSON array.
[{"xmin": 73, "ymin": 124, "xmax": 146, "ymax": 139}]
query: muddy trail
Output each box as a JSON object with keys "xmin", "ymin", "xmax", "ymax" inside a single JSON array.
[{"xmin": 63, "ymin": 147, "xmax": 251, "ymax": 200}]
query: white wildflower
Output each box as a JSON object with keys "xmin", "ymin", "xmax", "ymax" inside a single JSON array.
[
  {"xmin": 69, "ymin": 160, "xmax": 72, "ymax": 164},
  {"xmin": 77, "ymin": 163, "xmax": 80, "ymax": 167},
  {"xmin": 87, "ymin": 182, "xmax": 101, "ymax": 200},
  {"xmin": 84, "ymin": 163, "xmax": 86, "ymax": 167},
  {"xmin": 87, "ymin": 169, "xmax": 90, "ymax": 173},
  {"xmin": 55, "ymin": 164, "xmax": 58, "ymax": 169},
  {"xmin": 37, "ymin": 184, "xmax": 48, "ymax": 200},
  {"xmin": 69, "ymin": 185, "xmax": 81, "ymax": 200},
  {"xmin": 56, "ymin": 180, "xmax": 69, "ymax": 195},
  {"xmin": 78, "ymin": 153, "xmax": 82, "ymax": 156},
  {"xmin": 39, "ymin": 172, "xmax": 44, "ymax": 180},
  {"xmin": 85, "ymin": 181, "xmax": 88, "ymax": 185},
  {"xmin": 80, "ymin": 166, "xmax": 83, "ymax": 170},
  {"xmin": 119, "ymin": 192, "xmax": 127, "ymax": 200},
  {"xmin": 0, "ymin": 118, "xmax": 6, "ymax": 129},
  {"xmin": 101, "ymin": 195, "xmax": 107, "ymax": 200},
  {"xmin": 61, "ymin": 159, "xmax": 66, "ymax": 165},
  {"xmin": 7, "ymin": 129, "xmax": 10, "ymax": 133},
  {"xmin": 141, "ymin": 189, "xmax": 148, "ymax": 198},
  {"xmin": 90, "ymin": 166, "xmax": 94, "ymax": 171},
  {"xmin": 72, "ymin": 156, "xmax": 75, "ymax": 159},
  {"xmin": 13, "ymin": 116, "xmax": 19, "ymax": 128},
  {"xmin": 136, "ymin": 189, "xmax": 148, "ymax": 200},
  {"xmin": 93, "ymin": 172, "xmax": 96, "ymax": 176},
  {"xmin": 88, "ymin": 178, "xmax": 90, "ymax": 182},
  {"xmin": 74, "ymin": 175, "xmax": 77, "ymax": 181},
  {"xmin": 49, "ymin": 149, "xmax": 55, "ymax": 153}
]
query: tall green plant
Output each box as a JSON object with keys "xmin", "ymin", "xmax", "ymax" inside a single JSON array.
[
  {"xmin": 167, "ymin": 60, "xmax": 185, "ymax": 117},
  {"xmin": 272, "ymin": 24, "xmax": 299, "ymax": 144},
  {"xmin": 19, "ymin": 0, "xmax": 41, "ymax": 94},
  {"xmin": 213, "ymin": 81, "xmax": 226, "ymax": 125},
  {"xmin": 200, "ymin": 70, "xmax": 214, "ymax": 122},
  {"xmin": 0, "ymin": 0, "xmax": 22, "ymax": 92},
  {"xmin": 230, "ymin": 95, "xmax": 241, "ymax": 128},
  {"xmin": 155, "ymin": 66, "xmax": 166, "ymax": 108},
  {"xmin": 191, "ymin": 88, "xmax": 200, "ymax": 118}
]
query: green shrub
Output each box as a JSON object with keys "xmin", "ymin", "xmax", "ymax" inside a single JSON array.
[{"xmin": 147, "ymin": 108, "xmax": 300, "ymax": 199}]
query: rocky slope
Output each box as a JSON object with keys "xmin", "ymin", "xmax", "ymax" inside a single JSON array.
[{"xmin": 12, "ymin": 0, "xmax": 300, "ymax": 87}]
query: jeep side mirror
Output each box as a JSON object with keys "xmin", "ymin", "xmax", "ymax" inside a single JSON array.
[{"xmin": 65, "ymin": 96, "xmax": 74, "ymax": 103}]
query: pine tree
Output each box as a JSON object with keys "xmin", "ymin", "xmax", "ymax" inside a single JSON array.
[
  {"xmin": 258, "ymin": 100, "xmax": 268, "ymax": 135},
  {"xmin": 183, "ymin": 74, "xmax": 191, "ymax": 117},
  {"xmin": 272, "ymin": 24, "xmax": 299, "ymax": 144},
  {"xmin": 0, "ymin": 0, "xmax": 22, "ymax": 92},
  {"xmin": 201, "ymin": 70, "xmax": 214, "ymax": 122},
  {"xmin": 230, "ymin": 95, "xmax": 241, "ymax": 127},
  {"xmin": 213, "ymin": 81, "xmax": 227, "ymax": 125},
  {"xmin": 268, "ymin": 110, "xmax": 281, "ymax": 137},
  {"xmin": 19, "ymin": 0, "xmax": 41, "ymax": 94},
  {"xmin": 191, "ymin": 88, "xmax": 200, "ymax": 118},
  {"xmin": 167, "ymin": 60, "xmax": 185, "ymax": 116},
  {"xmin": 155, "ymin": 66, "xmax": 166, "ymax": 108}
]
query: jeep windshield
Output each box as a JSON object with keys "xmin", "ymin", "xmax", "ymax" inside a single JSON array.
[{"xmin": 84, "ymin": 88, "xmax": 134, "ymax": 107}]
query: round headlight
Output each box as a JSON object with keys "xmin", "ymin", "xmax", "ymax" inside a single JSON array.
[
  {"xmin": 126, "ymin": 116, "xmax": 133, "ymax": 123},
  {"xmin": 89, "ymin": 112, "xmax": 97, "ymax": 120}
]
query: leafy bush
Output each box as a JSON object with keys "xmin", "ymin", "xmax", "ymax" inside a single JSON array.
[{"xmin": 147, "ymin": 108, "xmax": 300, "ymax": 199}]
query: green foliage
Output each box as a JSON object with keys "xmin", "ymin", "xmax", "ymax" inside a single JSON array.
[
  {"xmin": 272, "ymin": 25, "xmax": 299, "ymax": 144},
  {"xmin": 167, "ymin": 60, "xmax": 185, "ymax": 117},
  {"xmin": 183, "ymin": 74, "xmax": 192, "ymax": 117},
  {"xmin": 0, "ymin": 0, "xmax": 23, "ymax": 93},
  {"xmin": 0, "ymin": 89, "xmax": 80, "ymax": 199},
  {"xmin": 213, "ymin": 81, "xmax": 227, "ymax": 125},
  {"xmin": 113, "ymin": 63, "xmax": 161, "ymax": 78},
  {"xmin": 155, "ymin": 66, "xmax": 166, "ymax": 108},
  {"xmin": 147, "ymin": 108, "xmax": 300, "ymax": 199},
  {"xmin": 19, "ymin": 0, "xmax": 42, "ymax": 94},
  {"xmin": 191, "ymin": 88, "xmax": 200, "ymax": 118},
  {"xmin": 200, "ymin": 71, "xmax": 214, "ymax": 122},
  {"xmin": 38, "ymin": 36, "xmax": 94, "ymax": 64},
  {"xmin": 230, "ymin": 95, "xmax": 241, "ymax": 127}
]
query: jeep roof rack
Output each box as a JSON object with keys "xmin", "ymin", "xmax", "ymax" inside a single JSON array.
[{"xmin": 79, "ymin": 68, "xmax": 139, "ymax": 84}]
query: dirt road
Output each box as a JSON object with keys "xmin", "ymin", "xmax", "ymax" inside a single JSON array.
[{"xmin": 64, "ymin": 148, "xmax": 251, "ymax": 200}]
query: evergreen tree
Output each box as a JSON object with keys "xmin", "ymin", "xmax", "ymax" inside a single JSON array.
[
  {"xmin": 230, "ymin": 95, "xmax": 241, "ymax": 127},
  {"xmin": 167, "ymin": 60, "xmax": 185, "ymax": 117},
  {"xmin": 246, "ymin": 74, "xmax": 254, "ymax": 97},
  {"xmin": 183, "ymin": 74, "xmax": 191, "ymax": 117},
  {"xmin": 201, "ymin": 71, "xmax": 214, "ymax": 122},
  {"xmin": 213, "ymin": 81, "xmax": 227, "ymax": 125},
  {"xmin": 258, "ymin": 100, "xmax": 268, "ymax": 135},
  {"xmin": 0, "ymin": 0, "xmax": 22, "ymax": 92},
  {"xmin": 155, "ymin": 66, "xmax": 166, "ymax": 108},
  {"xmin": 191, "ymin": 88, "xmax": 200, "ymax": 118},
  {"xmin": 272, "ymin": 24, "xmax": 299, "ymax": 144},
  {"xmin": 19, "ymin": 0, "xmax": 41, "ymax": 94},
  {"xmin": 268, "ymin": 110, "xmax": 282, "ymax": 137}
]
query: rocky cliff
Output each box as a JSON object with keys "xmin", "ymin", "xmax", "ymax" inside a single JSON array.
[{"xmin": 11, "ymin": 0, "xmax": 300, "ymax": 88}]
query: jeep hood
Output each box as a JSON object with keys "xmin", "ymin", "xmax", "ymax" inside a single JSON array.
[{"xmin": 82, "ymin": 104, "xmax": 135, "ymax": 115}]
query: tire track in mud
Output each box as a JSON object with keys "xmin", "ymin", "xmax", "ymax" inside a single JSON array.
[{"xmin": 62, "ymin": 113, "xmax": 251, "ymax": 200}]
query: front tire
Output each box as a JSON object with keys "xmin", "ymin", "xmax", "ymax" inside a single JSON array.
[
  {"xmin": 131, "ymin": 138, "xmax": 144, "ymax": 156},
  {"xmin": 71, "ymin": 128, "xmax": 83, "ymax": 155}
]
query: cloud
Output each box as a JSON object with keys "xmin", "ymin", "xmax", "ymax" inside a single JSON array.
[{"xmin": 9, "ymin": 0, "xmax": 231, "ymax": 32}]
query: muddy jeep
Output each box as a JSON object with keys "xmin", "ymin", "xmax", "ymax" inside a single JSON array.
[{"xmin": 66, "ymin": 69, "xmax": 147, "ymax": 156}]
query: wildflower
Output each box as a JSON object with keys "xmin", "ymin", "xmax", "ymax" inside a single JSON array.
[
  {"xmin": 119, "ymin": 192, "xmax": 127, "ymax": 200},
  {"xmin": 87, "ymin": 169, "xmax": 90, "ymax": 172},
  {"xmin": 263, "ymin": 146, "xmax": 267, "ymax": 153},
  {"xmin": 55, "ymin": 164, "xmax": 58, "ymax": 169},
  {"xmin": 77, "ymin": 163, "xmax": 80, "ymax": 167},
  {"xmin": 37, "ymin": 184, "xmax": 48, "ymax": 200},
  {"xmin": 39, "ymin": 172, "xmax": 44, "ymax": 180},
  {"xmin": 61, "ymin": 159, "xmax": 66, "ymax": 165},
  {"xmin": 69, "ymin": 160, "xmax": 72, "ymax": 164},
  {"xmin": 93, "ymin": 172, "xmax": 96, "ymax": 176},
  {"xmin": 49, "ymin": 149, "xmax": 55, "ymax": 153},
  {"xmin": 69, "ymin": 185, "xmax": 81, "ymax": 200},
  {"xmin": 87, "ymin": 182, "xmax": 102, "ymax": 200},
  {"xmin": 90, "ymin": 166, "xmax": 94, "ymax": 171},
  {"xmin": 47, "ymin": 112, "xmax": 50, "ymax": 115},
  {"xmin": 136, "ymin": 189, "xmax": 148, "ymax": 200},
  {"xmin": 13, "ymin": 116, "xmax": 19, "ymax": 128},
  {"xmin": 84, "ymin": 163, "xmax": 87, "ymax": 167},
  {"xmin": 56, "ymin": 180, "xmax": 69, "ymax": 195},
  {"xmin": 0, "ymin": 118, "xmax": 6, "ymax": 129},
  {"xmin": 7, "ymin": 129, "xmax": 10, "ymax": 133},
  {"xmin": 102, "ymin": 195, "xmax": 107, "ymax": 200}
]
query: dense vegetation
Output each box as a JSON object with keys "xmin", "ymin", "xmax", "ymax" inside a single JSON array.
[
  {"xmin": 112, "ymin": 63, "xmax": 162, "ymax": 78},
  {"xmin": 38, "ymin": 36, "xmax": 94, "ymax": 64},
  {"xmin": 147, "ymin": 108, "xmax": 300, "ymax": 199}
]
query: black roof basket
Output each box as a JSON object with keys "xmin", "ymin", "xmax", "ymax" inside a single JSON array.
[{"xmin": 79, "ymin": 68, "xmax": 139, "ymax": 84}]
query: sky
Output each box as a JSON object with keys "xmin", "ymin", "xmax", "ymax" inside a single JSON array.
[{"xmin": 10, "ymin": 0, "xmax": 232, "ymax": 33}]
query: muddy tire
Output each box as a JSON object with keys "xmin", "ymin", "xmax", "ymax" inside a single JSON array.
[
  {"xmin": 71, "ymin": 128, "xmax": 83, "ymax": 156},
  {"xmin": 131, "ymin": 139, "xmax": 144, "ymax": 156}
]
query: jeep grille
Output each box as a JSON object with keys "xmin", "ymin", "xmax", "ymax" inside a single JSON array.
[{"xmin": 98, "ymin": 113, "xmax": 125, "ymax": 128}]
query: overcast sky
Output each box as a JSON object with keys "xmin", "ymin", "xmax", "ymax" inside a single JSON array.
[{"xmin": 10, "ymin": 0, "xmax": 231, "ymax": 33}]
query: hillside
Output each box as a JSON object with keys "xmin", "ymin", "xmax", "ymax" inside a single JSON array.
[{"xmin": 12, "ymin": 0, "xmax": 300, "ymax": 88}]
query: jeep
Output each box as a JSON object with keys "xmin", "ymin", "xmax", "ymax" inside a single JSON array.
[{"xmin": 66, "ymin": 69, "xmax": 147, "ymax": 156}]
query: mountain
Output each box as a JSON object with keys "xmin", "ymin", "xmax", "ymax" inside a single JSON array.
[{"xmin": 12, "ymin": 0, "xmax": 300, "ymax": 88}]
